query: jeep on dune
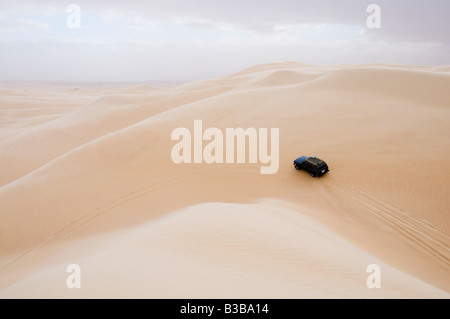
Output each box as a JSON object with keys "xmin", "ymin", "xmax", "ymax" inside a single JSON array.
[{"xmin": 293, "ymin": 156, "xmax": 329, "ymax": 177}]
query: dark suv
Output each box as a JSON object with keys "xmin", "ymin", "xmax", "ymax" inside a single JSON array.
[{"xmin": 293, "ymin": 156, "xmax": 329, "ymax": 177}]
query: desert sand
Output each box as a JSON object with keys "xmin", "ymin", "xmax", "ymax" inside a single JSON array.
[{"xmin": 0, "ymin": 62, "xmax": 449, "ymax": 298}]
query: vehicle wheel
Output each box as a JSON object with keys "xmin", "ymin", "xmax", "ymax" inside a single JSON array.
[
  {"xmin": 295, "ymin": 165, "xmax": 301, "ymax": 170},
  {"xmin": 310, "ymin": 172, "xmax": 315, "ymax": 177}
]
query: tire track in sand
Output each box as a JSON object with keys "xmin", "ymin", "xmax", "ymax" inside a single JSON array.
[{"xmin": 324, "ymin": 176, "xmax": 450, "ymax": 268}]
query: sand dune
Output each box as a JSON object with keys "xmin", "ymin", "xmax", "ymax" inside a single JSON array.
[
  {"xmin": 0, "ymin": 63, "xmax": 449, "ymax": 298},
  {"xmin": 1, "ymin": 200, "xmax": 446, "ymax": 298}
]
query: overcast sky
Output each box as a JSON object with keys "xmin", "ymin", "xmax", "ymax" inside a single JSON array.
[{"xmin": 0, "ymin": 0, "xmax": 449, "ymax": 82}]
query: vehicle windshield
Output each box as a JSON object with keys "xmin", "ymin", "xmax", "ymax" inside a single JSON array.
[{"xmin": 318, "ymin": 163, "xmax": 327, "ymax": 169}]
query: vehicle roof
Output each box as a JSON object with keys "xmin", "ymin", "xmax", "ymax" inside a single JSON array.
[
  {"xmin": 306, "ymin": 157, "xmax": 324, "ymax": 166},
  {"xmin": 294, "ymin": 156, "xmax": 307, "ymax": 162}
]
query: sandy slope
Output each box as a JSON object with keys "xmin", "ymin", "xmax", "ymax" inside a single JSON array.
[{"xmin": 0, "ymin": 63, "xmax": 449, "ymax": 298}]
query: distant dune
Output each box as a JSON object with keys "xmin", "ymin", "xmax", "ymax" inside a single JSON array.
[{"xmin": 0, "ymin": 63, "xmax": 449, "ymax": 298}]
